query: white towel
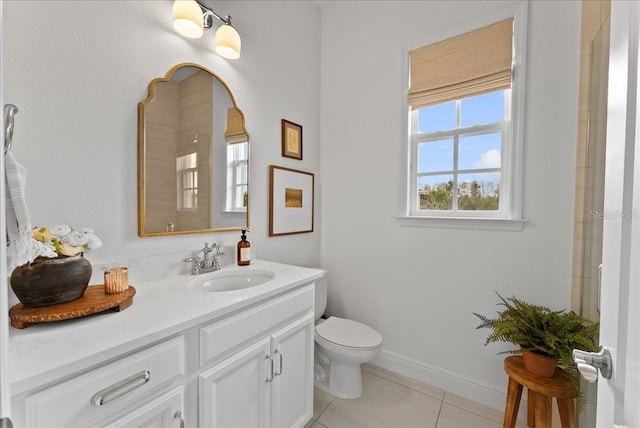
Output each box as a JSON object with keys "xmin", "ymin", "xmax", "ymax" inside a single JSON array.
[{"xmin": 5, "ymin": 150, "xmax": 33, "ymax": 270}]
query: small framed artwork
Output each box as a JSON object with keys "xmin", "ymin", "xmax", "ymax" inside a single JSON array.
[
  {"xmin": 269, "ymin": 165, "xmax": 314, "ymax": 236},
  {"xmin": 281, "ymin": 119, "xmax": 303, "ymax": 160}
]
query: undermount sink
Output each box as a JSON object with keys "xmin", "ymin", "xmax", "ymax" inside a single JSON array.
[{"xmin": 189, "ymin": 268, "xmax": 276, "ymax": 292}]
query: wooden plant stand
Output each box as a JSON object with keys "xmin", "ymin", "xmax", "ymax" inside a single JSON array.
[{"xmin": 503, "ymin": 356, "xmax": 578, "ymax": 428}]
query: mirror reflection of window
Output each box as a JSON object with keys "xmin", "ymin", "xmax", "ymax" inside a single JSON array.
[
  {"xmin": 177, "ymin": 152, "xmax": 198, "ymax": 210},
  {"xmin": 226, "ymin": 142, "xmax": 248, "ymax": 212}
]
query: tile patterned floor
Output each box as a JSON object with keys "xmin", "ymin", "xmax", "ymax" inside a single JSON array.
[{"xmin": 305, "ymin": 364, "xmax": 528, "ymax": 428}]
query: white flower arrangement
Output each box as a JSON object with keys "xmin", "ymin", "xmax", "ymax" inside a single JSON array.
[{"xmin": 30, "ymin": 225, "xmax": 102, "ymax": 260}]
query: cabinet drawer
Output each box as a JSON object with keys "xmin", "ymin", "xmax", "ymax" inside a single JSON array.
[
  {"xmin": 103, "ymin": 386, "xmax": 184, "ymax": 428},
  {"xmin": 200, "ymin": 284, "xmax": 314, "ymax": 367},
  {"xmin": 24, "ymin": 336, "xmax": 185, "ymax": 428}
]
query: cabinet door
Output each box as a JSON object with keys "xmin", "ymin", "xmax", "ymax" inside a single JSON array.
[
  {"xmin": 199, "ymin": 337, "xmax": 271, "ymax": 428},
  {"xmin": 270, "ymin": 313, "xmax": 315, "ymax": 428},
  {"xmin": 102, "ymin": 386, "xmax": 184, "ymax": 428}
]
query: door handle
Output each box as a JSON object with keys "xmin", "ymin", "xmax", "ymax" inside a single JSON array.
[
  {"xmin": 173, "ymin": 410, "xmax": 185, "ymax": 428},
  {"xmin": 573, "ymin": 347, "xmax": 612, "ymax": 382},
  {"xmin": 266, "ymin": 355, "xmax": 273, "ymax": 383},
  {"xmin": 274, "ymin": 350, "xmax": 283, "ymax": 376}
]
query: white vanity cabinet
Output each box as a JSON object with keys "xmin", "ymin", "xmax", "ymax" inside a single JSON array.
[
  {"xmin": 9, "ymin": 262, "xmax": 319, "ymax": 428},
  {"xmin": 198, "ymin": 285, "xmax": 315, "ymax": 428}
]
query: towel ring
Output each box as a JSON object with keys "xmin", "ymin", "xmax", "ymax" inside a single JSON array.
[{"xmin": 4, "ymin": 104, "xmax": 19, "ymax": 154}]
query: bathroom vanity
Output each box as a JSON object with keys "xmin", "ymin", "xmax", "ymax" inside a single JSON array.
[{"xmin": 8, "ymin": 260, "xmax": 321, "ymax": 428}]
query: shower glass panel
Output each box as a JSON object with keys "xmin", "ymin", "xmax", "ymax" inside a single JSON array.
[{"xmin": 579, "ymin": 16, "xmax": 610, "ymax": 428}]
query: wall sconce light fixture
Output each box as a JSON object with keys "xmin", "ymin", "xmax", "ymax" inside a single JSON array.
[{"xmin": 172, "ymin": 0, "xmax": 241, "ymax": 60}]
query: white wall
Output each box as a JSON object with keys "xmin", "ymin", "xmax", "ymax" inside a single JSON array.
[
  {"xmin": 319, "ymin": 0, "xmax": 581, "ymax": 409},
  {"xmin": 2, "ymin": 0, "xmax": 321, "ymax": 282}
]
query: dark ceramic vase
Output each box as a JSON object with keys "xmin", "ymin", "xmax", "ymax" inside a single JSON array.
[{"xmin": 10, "ymin": 254, "xmax": 92, "ymax": 307}]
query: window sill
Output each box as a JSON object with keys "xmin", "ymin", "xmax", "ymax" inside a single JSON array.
[
  {"xmin": 395, "ymin": 216, "xmax": 527, "ymax": 231},
  {"xmin": 220, "ymin": 211, "xmax": 246, "ymax": 217}
]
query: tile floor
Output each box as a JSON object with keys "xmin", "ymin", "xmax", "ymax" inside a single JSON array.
[{"xmin": 305, "ymin": 364, "xmax": 529, "ymax": 428}]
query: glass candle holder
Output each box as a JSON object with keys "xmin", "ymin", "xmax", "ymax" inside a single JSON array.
[{"xmin": 104, "ymin": 267, "xmax": 129, "ymax": 294}]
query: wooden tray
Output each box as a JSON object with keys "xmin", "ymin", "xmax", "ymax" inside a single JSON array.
[{"xmin": 9, "ymin": 285, "xmax": 136, "ymax": 329}]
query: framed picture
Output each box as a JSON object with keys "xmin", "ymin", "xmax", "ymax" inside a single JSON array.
[
  {"xmin": 269, "ymin": 165, "xmax": 314, "ymax": 236},
  {"xmin": 281, "ymin": 119, "xmax": 303, "ymax": 160}
]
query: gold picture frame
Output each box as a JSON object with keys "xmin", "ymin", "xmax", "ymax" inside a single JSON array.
[
  {"xmin": 269, "ymin": 165, "xmax": 314, "ymax": 236},
  {"xmin": 281, "ymin": 119, "xmax": 303, "ymax": 160}
]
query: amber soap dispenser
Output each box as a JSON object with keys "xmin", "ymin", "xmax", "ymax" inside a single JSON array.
[{"xmin": 237, "ymin": 229, "xmax": 251, "ymax": 266}]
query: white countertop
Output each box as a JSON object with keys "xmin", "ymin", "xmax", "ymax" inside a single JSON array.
[{"xmin": 9, "ymin": 260, "xmax": 322, "ymax": 395}]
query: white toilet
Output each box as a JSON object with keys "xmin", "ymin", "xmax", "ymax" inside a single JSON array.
[{"xmin": 313, "ymin": 269, "xmax": 383, "ymax": 399}]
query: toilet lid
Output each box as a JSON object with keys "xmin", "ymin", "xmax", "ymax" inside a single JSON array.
[{"xmin": 315, "ymin": 316, "xmax": 382, "ymax": 349}]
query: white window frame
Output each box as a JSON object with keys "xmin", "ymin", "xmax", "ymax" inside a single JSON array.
[
  {"xmin": 397, "ymin": 2, "xmax": 528, "ymax": 231},
  {"xmin": 410, "ymin": 93, "xmax": 509, "ymax": 218}
]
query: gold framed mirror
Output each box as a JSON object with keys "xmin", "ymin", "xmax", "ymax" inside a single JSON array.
[{"xmin": 138, "ymin": 63, "xmax": 249, "ymax": 237}]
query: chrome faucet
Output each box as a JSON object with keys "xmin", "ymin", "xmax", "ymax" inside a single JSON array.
[
  {"xmin": 202, "ymin": 243, "xmax": 214, "ymax": 268},
  {"xmin": 184, "ymin": 243, "xmax": 224, "ymax": 275}
]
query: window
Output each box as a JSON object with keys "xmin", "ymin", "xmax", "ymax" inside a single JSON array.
[
  {"xmin": 177, "ymin": 152, "xmax": 198, "ymax": 211},
  {"xmin": 226, "ymin": 142, "xmax": 248, "ymax": 212},
  {"xmin": 223, "ymin": 106, "xmax": 249, "ymax": 213},
  {"xmin": 403, "ymin": 11, "xmax": 526, "ymax": 230},
  {"xmin": 413, "ymin": 90, "xmax": 507, "ymax": 215}
]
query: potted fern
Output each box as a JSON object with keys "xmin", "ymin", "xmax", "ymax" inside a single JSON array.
[{"xmin": 474, "ymin": 293, "xmax": 599, "ymax": 407}]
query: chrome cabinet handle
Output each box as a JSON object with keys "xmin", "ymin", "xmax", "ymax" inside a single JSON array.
[
  {"xmin": 173, "ymin": 410, "xmax": 185, "ymax": 428},
  {"xmin": 91, "ymin": 370, "xmax": 151, "ymax": 406},
  {"xmin": 274, "ymin": 350, "xmax": 283, "ymax": 376},
  {"xmin": 265, "ymin": 355, "xmax": 273, "ymax": 382}
]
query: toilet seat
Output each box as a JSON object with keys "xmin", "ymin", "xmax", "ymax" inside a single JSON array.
[{"xmin": 315, "ymin": 316, "xmax": 382, "ymax": 350}]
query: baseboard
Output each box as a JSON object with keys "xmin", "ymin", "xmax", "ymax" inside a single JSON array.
[{"xmin": 371, "ymin": 349, "xmax": 528, "ymax": 420}]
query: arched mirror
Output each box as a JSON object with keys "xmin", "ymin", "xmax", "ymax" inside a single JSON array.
[{"xmin": 138, "ymin": 63, "xmax": 249, "ymax": 237}]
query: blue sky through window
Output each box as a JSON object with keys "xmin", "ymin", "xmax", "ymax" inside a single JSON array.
[
  {"xmin": 461, "ymin": 91, "xmax": 504, "ymax": 127},
  {"xmin": 459, "ymin": 133, "xmax": 501, "ymax": 170},
  {"xmin": 419, "ymin": 102, "xmax": 456, "ymax": 133},
  {"xmin": 418, "ymin": 138, "xmax": 453, "ymax": 173},
  {"xmin": 417, "ymin": 91, "xmax": 505, "ymax": 177}
]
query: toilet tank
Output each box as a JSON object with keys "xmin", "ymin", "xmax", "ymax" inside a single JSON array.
[{"xmin": 313, "ymin": 268, "xmax": 327, "ymax": 321}]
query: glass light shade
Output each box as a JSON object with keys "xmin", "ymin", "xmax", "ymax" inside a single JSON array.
[
  {"xmin": 172, "ymin": 0, "xmax": 204, "ymax": 39},
  {"xmin": 214, "ymin": 24, "xmax": 241, "ymax": 59}
]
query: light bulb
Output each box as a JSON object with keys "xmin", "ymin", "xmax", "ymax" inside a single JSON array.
[
  {"xmin": 214, "ymin": 24, "xmax": 241, "ymax": 59},
  {"xmin": 172, "ymin": 0, "xmax": 204, "ymax": 39}
]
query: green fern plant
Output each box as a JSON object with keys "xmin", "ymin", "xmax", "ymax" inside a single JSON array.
[{"xmin": 474, "ymin": 293, "xmax": 599, "ymax": 410}]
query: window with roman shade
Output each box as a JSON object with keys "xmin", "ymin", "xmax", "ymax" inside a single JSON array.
[
  {"xmin": 408, "ymin": 19, "xmax": 513, "ymax": 109},
  {"xmin": 401, "ymin": 10, "xmax": 527, "ymax": 231},
  {"xmin": 225, "ymin": 107, "xmax": 249, "ymax": 144},
  {"xmin": 223, "ymin": 108, "xmax": 248, "ymax": 212}
]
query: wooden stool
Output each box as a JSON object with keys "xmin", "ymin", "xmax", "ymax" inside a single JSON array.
[{"xmin": 503, "ymin": 356, "xmax": 578, "ymax": 428}]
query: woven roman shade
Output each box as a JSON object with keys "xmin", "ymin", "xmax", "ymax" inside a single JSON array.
[
  {"xmin": 224, "ymin": 107, "xmax": 248, "ymax": 144},
  {"xmin": 408, "ymin": 19, "xmax": 513, "ymax": 109}
]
